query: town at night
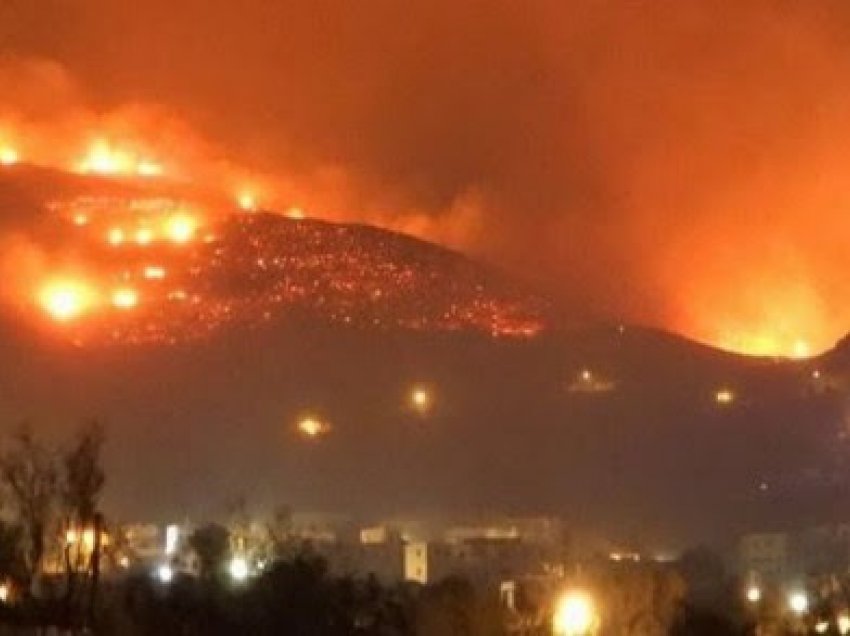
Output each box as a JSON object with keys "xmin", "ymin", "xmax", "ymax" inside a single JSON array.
[{"xmin": 2, "ymin": 2, "xmax": 850, "ymax": 634}]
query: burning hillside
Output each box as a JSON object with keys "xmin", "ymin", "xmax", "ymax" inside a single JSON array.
[{"xmin": 0, "ymin": 165, "xmax": 548, "ymax": 345}]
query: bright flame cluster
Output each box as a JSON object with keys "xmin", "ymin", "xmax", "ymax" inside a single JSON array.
[
  {"xmin": 553, "ymin": 590, "xmax": 597, "ymax": 636},
  {"xmin": 77, "ymin": 139, "xmax": 162, "ymax": 178}
]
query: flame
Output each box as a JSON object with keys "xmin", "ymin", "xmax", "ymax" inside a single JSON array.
[
  {"xmin": 238, "ymin": 192, "xmax": 257, "ymax": 211},
  {"xmin": 0, "ymin": 147, "xmax": 18, "ymax": 166},
  {"xmin": 77, "ymin": 139, "xmax": 163, "ymax": 179},
  {"xmin": 134, "ymin": 227, "xmax": 154, "ymax": 246},
  {"xmin": 111, "ymin": 288, "xmax": 139, "ymax": 310},
  {"xmin": 107, "ymin": 228, "xmax": 125, "ymax": 246},
  {"xmin": 37, "ymin": 279, "xmax": 97, "ymax": 322},
  {"xmin": 143, "ymin": 266, "xmax": 166, "ymax": 280},
  {"xmin": 163, "ymin": 214, "xmax": 197, "ymax": 244}
]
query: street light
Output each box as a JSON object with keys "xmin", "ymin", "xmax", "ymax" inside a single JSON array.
[
  {"xmin": 746, "ymin": 585, "xmax": 761, "ymax": 604},
  {"xmin": 788, "ymin": 591, "xmax": 808, "ymax": 615},
  {"xmin": 229, "ymin": 556, "xmax": 249, "ymax": 582},
  {"xmin": 156, "ymin": 563, "xmax": 174, "ymax": 584},
  {"xmin": 553, "ymin": 590, "xmax": 598, "ymax": 635}
]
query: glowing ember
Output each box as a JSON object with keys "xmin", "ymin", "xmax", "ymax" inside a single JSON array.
[
  {"xmin": 134, "ymin": 228, "xmax": 154, "ymax": 246},
  {"xmin": 38, "ymin": 279, "xmax": 96, "ymax": 322},
  {"xmin": 137, "ymin": 160, "xmax": 164, "ymax": 177},
  {"xmin": 715, "ymin": 388, "xmax": 735, "ymax": 406},
  {"xmin": 14, "ymin": 189, "xmax": 547, "ymax": 345},
  {"xmin": 0, "ymin": 147, "xmax": 18, "ymax": 166},
  {"xmin": 297, "ymin": 416, "xmax": 331, "ymax": 438},
  {"xmin": 111, "ymin": 288, "xmax": 139, "ymax": 310},
  {"xmin": 410, "ymin": 386, "xmax": 433, "ymax": 414},
  {"xmin": 143, "ymin": 266, "xmax": 166, "ymax": 280},
  {"xmin": 163, "ymin": 214, "xmax": 197, "ymax": 244},
  {"xmin": 107, "ymin": 228, "xmax": 125, "ymax": 246},
  {"xmin": 238, "ymin": 192, "xmax": 257, "ymax": 211}
]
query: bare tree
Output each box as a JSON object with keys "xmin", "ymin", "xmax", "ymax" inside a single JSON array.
[
  {"xmin": 0, "ymin": 425, "xmax": 58, "ymax": 595},
  {"xmin": 61, "ymin": 421, "xmax": 106, "ymax": 628},
  {"xmin": 63, "ymin": 421, "xmax": 105, "ymax": 525}
]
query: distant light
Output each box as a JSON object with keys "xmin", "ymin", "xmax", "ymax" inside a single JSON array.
[
  {"xmin": 229, "ymin": 556, "xmax": 249, "ymax": 582},
  {"xmin": 714, "ymin": 388, "xmax": 735, "ymax": 406},
  {"xmin": 73, "ymin": 213, "xmax": 89, "ymax": 227},
  {"xmin": 816, "ymin": 621, "xmax": 829, "ymax": 634},
  {"xmin": 238, "ymin": 192, "xmax": 257, "ymax": 211},
  {"xmin": 66, "ymin": 529, "xmax": 79, "ymax": 545},
  {"xmin": 38, "ymin": 279, "xmax": 96, "ymax": 321},
  {"xmin": 0, "ymin": 147, "xmax": 18, "ymax": 166},
  {"xmin": 0, "ymin": 583, "xmax": 9, "ymax": 603},
  {"xmin": 746, "ymin": 585, "xmax": 761, "ymax": 603},
  {"xmin": 165, "ymin": 524, "xmax": 179, "ymax": 556},
  {"xmin": 119, "ymin": 555, "xmax": 130, "ymax": 568},
  {"xmin": 812, "ymin": 369, "xmax": 821, "ymax": 380},
  {"xmin": 553, "ymin": 590, "xmax": 597, "ymax": 635},
  {"xmin": 298, "ymin": 416, "xmax": 331, "ymax": 439},
  {"xmin": 156, "ymin": 564, "xmax": 173, "ymax": 584},
  {"xmin": 788, "ymin": 591, "xmax": 808, "ymax": 615},
  {"xmin": 285, "ymin": 207, "xmax": 305, "ymax": 220},
  {"xmin": 111, "ymin": 288, "xmax": 139, "ymax": 310},
  {"xmin": 410, "ymin": 385, "xmax": 433, "ymax": 414},
  {"xmin": 581, "ymin": 369, "xmax": 592, "ymax": 382},
  {"xmin": 838, "ymin": 614, "xmax": 850, "ymax": 634}
]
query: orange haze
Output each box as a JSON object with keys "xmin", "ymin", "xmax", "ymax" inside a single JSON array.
[{"xmin": 3, "ymin": 2, "xmax": 850, "ymax": 356}]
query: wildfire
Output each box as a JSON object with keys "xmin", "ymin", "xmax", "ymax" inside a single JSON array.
[
  {"xmin": 77, "ymin": 139, "xmax": 163, "ymax": 178},
  {"xmin": 38, "ymin": 279, "xmax": 97, "ymax": 322}
]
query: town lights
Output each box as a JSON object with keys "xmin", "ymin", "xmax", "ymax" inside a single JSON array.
[
  {"xmin": 788, "ymin": 590, "xmax": 808, "ymax": 615},
  {"xmin": 838, "ymin": 614, "xmax": 850, "ymax": 635},
  {"xmin": 553, "ymin": 590, "xmax": 598, "ymax": 636},
  {"xmin": 229, "ymin": 556, "xmax": 249, "ymax": 582},
  {"xmin": 745, "ymin": 585, "xmax": 761, "ymax": 603},
  {"xmin": 156, "ymin": 563, "xmax": 174, "ymax": 584}
]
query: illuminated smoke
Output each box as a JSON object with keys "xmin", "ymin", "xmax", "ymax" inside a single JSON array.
[{"xmin": 1, "ymin": 0, "xmax": 850, "ymax": 358}]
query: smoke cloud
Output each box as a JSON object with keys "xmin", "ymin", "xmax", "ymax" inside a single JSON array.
[{"xmin": 2, "ymin": 1, "xmax": 850, "ymax": 354}]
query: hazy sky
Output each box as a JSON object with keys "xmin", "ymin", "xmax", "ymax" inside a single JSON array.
[{"xmin": 3, "ymin": 0, "xmax": 850, "ymax": 354}]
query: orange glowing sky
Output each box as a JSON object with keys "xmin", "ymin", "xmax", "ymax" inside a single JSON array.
[{"xmin": 3, "ymin": 1, "xmax": 850, "ymax": 357}]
